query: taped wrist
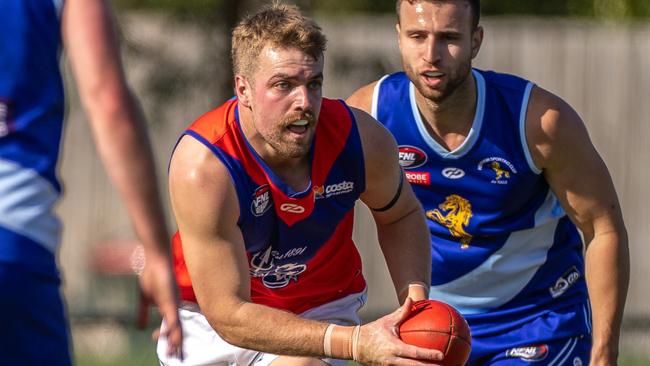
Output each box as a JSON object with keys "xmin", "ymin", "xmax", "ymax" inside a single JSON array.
[
  {"xmin": 323, "ymin": 324, "xmax": 357, "ymax": 360},
  {"xmin": 399, "ymin": 281, "xmax": 430, "ymax": 300}
]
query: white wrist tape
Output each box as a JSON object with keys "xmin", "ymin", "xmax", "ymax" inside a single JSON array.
[{"xmin": 323, "ymin": 324, "xmax": 335, "ymax": 358}]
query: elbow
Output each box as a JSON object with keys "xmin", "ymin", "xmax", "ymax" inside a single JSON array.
[
  {"xmin": 202, "ymin": 302, "xmax": 249, "ymax": 347},
  {"xmin": 82, "ymin": 84, "xmax": 139, "ymax": 125}
]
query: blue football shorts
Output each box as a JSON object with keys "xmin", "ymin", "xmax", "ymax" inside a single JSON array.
[
  {"xmin": 468, "ymin": 301, "xmax": 592, "ymax": 366},
  {"xmin": 0, "ymin": 261, "xmax": 72, "ymax": 365}
]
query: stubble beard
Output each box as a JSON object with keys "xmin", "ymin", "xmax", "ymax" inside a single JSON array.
[
  {"xmin": 406, "ymin": 59, "xmax": 473, "ymax": 104},
  {"xmin": 264, "ymin": 112, "xmax": 316, "ymax": 159}
]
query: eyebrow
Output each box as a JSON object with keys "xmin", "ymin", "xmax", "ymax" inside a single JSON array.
[{"xmin": 269, "ymin": 72, "xmax": 324, "ymax": 82}]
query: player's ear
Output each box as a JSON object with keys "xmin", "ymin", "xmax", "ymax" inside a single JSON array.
[
  {"xmin": 395, "ymin": 22, "xmax": 402, "ymax": 49},
  {"xmin": 235, "ymin": 74, "xmax": 252, "ymax": 108},
  {"xmin": 471, "ymin": 26, "xmax": 483, "ymax": 59}
]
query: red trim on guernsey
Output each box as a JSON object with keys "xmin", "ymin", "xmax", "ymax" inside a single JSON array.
[
  {"xmin": 172, "ymin": 212, "xmax": 365, "ymax": 313},
  {"xmin": 172, "ymin": 98, "xmax": 365, "ymax": 314}
]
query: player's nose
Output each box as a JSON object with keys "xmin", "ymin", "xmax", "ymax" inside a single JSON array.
[{"xmin": 293, "ymin": 85, "xmax": 312, "ymax": 110}]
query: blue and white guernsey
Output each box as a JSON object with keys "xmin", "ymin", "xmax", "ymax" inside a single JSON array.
[
  {"xmin": 0, "ymin": 0, "xmax": 66, "ymax": 276},
  {"xmin": 373, "ymin": 69, "xmax": 591, "ymax": 338}
]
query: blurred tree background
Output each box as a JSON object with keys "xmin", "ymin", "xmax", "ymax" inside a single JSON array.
[
  {"xmin": 110, "ymin": 0, "xmax": 649, "ymax": 104},
  {"xmin": 114, "ymin": 0, "xmax": 650, "ymax": 20}
]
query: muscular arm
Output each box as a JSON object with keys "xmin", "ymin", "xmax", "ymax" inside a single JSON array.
[
  {"xmin": 170, "ymin": 136, "xmax": 330, "ymax": 356},
  {"xmin": 171, "ymin": 135, "xmax": 442, "ymax": 365},
  {"xmin": 353, "ymin": 107, "xmax": 432, "ymax": 303},
  {"xmin": 61, "ymin": 0, "xmax": 181, "ymax": 354},
  {"xmin": 526, "ymin": 87, "xmax": 629, "ymax": 366}
]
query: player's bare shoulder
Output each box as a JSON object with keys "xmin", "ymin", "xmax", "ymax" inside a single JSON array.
[
  {"xmin": 168, "ymin": 135, "xmax": 236, "ymax": 215},
  {"xmin": 346, "ymin": 80, "xmax": 378, "ymax": 113},
  {"xmin": 525, "ymin": 85, "xmax": 591, "ymax": 170},
  {"xmin": 170, "ymin": 135, "xmax": 224, "ymax": 185},
  {"xmin": 349, "ymin": 105, "xmax": 398, "ymax": 163}
]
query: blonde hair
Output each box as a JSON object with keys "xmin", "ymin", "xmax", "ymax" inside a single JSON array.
[{"xmin": 231, "ymin": 2, "xmax": 327, "ymax": 79}]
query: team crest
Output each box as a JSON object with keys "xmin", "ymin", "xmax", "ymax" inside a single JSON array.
[
  {"xmin": 251, "ymin": 184, "xmax": 272, "ymax": 216},
  {"xmin": 478, "ymin": 157, "xmax": 517, "ymax": 184},
  {"xmin": 426, "ymin": 194, "xmax": 473, "ymax": 249}
]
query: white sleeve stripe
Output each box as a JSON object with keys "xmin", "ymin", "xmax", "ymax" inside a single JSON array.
[
  {"xmin": 53, "ymin": 0, "xmax": 64, "ymax": 19},
  {"xmin": 519, "ymin": 82, "xmax": 542, "ymax": 174},
  {"xmin": 371, "ymin": 74, "xmax": 389, "ymax": 120}
]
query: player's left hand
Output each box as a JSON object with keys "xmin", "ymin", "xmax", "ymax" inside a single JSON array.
[{"xmin": 137, "ymin": 249, "xmax": 183, "ymax": 360}]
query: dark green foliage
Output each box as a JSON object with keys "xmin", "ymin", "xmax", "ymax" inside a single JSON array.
[{"xmin": 113, "ymin": 0, "xmax": 649, "ymax": 19}]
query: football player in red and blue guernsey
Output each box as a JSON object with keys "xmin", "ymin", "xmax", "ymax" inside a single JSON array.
[
  {"xmin": 158, "ymin": 3, "xmax": 445, "ymax": 366},
  {"xmin": 347, "ymin": 1, "xmax": 629, "ymax": 365}
]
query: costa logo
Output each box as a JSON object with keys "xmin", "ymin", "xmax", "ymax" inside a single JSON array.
[
  {"xmin": 251, "ymin": 185, "xmax": 272, "ymax": 217},
  {"xmin": 505, "ymin": 345, "xmax": 548, "ymax": 361},
  {"xmin": 441, "ymin": 167, "xmax": 465, "ymax": 179},
  {"xmin": 398, "ymin": 145, "xmax": 428, "ymax": 169},
  {"xmin": 279, "ymin": 203, "xmax": 305, "ymax": 214}
]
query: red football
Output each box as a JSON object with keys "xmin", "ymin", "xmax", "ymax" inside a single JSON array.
[{"xmin": 399, "ymin": 300, "xmax": 472, "ymax": 366}]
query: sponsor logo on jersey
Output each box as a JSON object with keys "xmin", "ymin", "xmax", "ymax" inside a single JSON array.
[
  {"xmin": 313, "ymin": 185, "xmax": 325, "ymax": 199},
  {"xmin": 251, "ymin": 184, "xmax": 272, "ymax": 216},
  {"xmin": 398, "ymin": 145, "xmax": 428, "ymax": 169},
  {"xmin": 573, "ymin": 357, "xmax": 583, "ymax": 366},
  {"xmin": 441, "ymin": 167, "xmax": 465, "ymax": 179},
  {"xmin": 426, "ymin": 194, "xmax": 473, "ymax": 249},
  {"xmin": 279, "ymin": 203, "xmax": 305, "ymax": 214},
  {"xmin": 549, "ymin": 266, "xmax": 581, "ymax": 298},
  {"xmin": 505, "ymin": 345, "xmax": 548, "ymax": 361},
  {"xmin": 313, "ymin": 181, "xmax": 354, "ymax": 199},
  {"xmin": 405, "ymin": 171, "xmax": 431, "ymax": 186},
  {"xmin": 478, "ymin": 157, "xmax": 517, "ymax": 184},
  {"xmin": 250, "ymin": 246, "xmax": 308, "ymax": 288}
]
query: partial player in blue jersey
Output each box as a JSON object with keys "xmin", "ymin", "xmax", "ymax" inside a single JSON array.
[
  {"xmin": 347, "ymin": 1, "xmax": 629, "ymax": 365},
  {"xmin": 0, "ymin": 0, "xmax": 181, "ymax": 364}
]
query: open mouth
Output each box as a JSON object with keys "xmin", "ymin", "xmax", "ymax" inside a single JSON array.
[
  {"xmin": 421, "ymin": 71, "xmax": 444, "ymax": 85},
  {"xmin": 287, "ymin": 119, "xmax": 309, "ymax": 134}
]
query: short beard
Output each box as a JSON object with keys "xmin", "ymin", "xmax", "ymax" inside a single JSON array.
[
  {"xmin": 407, "ymin": 60, "xmax": 472, "ymax": 104},
  {"xmin": 266, "ymin": 110, "xmax": 316, "ymax": 159}
]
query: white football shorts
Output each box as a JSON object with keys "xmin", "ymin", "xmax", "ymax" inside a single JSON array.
[{"xmin": 157, "ymin": 289, "xmax": 367, "ymax": 366}]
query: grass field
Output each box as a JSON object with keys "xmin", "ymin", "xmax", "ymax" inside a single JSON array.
[{"xmin": 75, "ymin": 331, "xmax": 650, "ymax": 366}]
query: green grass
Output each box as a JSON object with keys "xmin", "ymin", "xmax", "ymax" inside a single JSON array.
[{"xmin": 73, "ymin": 324, "xmax": 650, "ymax": 366}]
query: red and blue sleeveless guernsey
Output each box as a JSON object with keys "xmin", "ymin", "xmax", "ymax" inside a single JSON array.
[{"xmin": 172, "ymin": 98, "xmax": 367, "ymax": 314}]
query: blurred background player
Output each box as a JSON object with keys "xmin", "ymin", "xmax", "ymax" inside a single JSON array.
[
  {"xmin": 158, "ymin": 3, "xmax": 444, "ymax": 366},
  {"xmin": 0, "ymin": 0, "xmax": 182, "ymax": 364},
  {"xmin": 347, "ymin": 0, "xmax": 629, "ymax": 365}
]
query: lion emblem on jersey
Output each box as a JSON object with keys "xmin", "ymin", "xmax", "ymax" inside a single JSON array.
[
  {"xmin": 426, "ymin": 194, "xmax": 473, "ymax": 249},
  {"xmin": 491, "ymin": 161, "xmax": 510, "ymax": 181}
]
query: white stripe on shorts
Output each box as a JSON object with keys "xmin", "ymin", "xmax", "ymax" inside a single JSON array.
[{"xmin": 548, "ymin": 337, "xmax": 578, "ymax": 366}]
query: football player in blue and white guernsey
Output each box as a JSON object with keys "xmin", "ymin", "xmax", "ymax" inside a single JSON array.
[{"xmin": 347, "ymin": 1, "xmax": 629, "ymax": 365}]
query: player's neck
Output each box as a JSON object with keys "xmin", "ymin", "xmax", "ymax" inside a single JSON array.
[{"xmin": 415, "ymin": 73, "xmax": 477, "ymax": 151}]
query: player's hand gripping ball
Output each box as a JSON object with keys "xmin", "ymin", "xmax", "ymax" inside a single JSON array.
[{"xmin": 399, "ymin": 300, "xmax": 471, "ymax": 366}]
